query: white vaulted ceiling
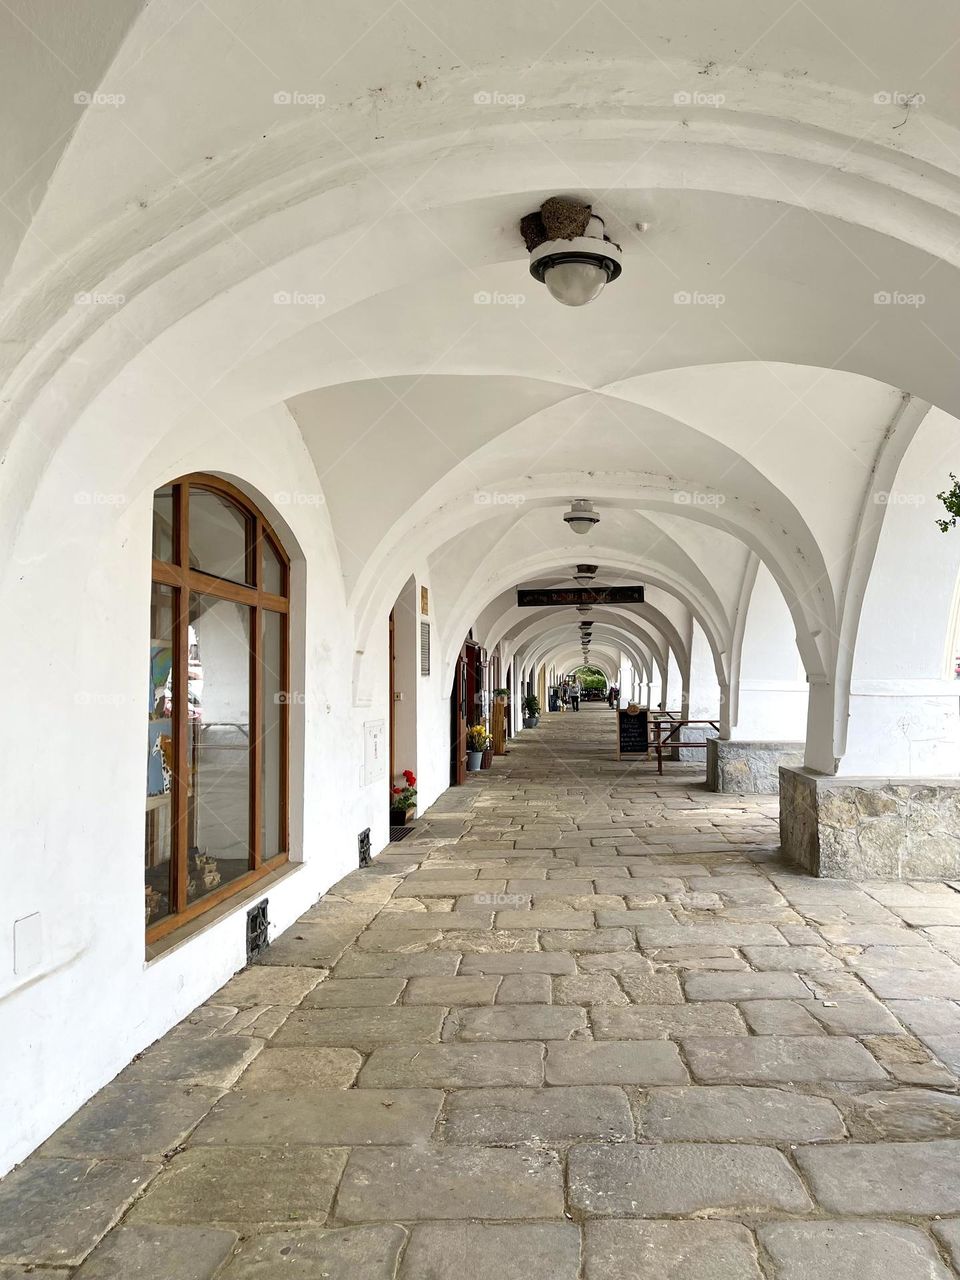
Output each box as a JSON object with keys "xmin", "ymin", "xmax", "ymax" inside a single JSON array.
[{"xmin": 2, "ymin": 0, "xmax": 959, "ymax": 712}]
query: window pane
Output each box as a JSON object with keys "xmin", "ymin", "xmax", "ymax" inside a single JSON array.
[
  {"xmin": 152, "ymin": 485, "xmax": 176, "ymax": 562},
  {"xmin": 188, "ymin": 594, "xmax": 251, "ymax": 903},
  {"xmin": 146, "ymin": 583, "xmax": 175, "ymax": 927},
  {"xmin": 189, "ymin": 488, "xmax": 253, "ymax": 584},
  {"xmin": 262, "ymin": 535, "xmax": 284, "ymax": 595},
  {"xmin": 261, "ymin": 610, "xmax": 284, "ymax": 858}
]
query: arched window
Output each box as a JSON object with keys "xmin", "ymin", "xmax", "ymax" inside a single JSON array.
[{"xmin": 146, "ymin": 476, "xmax": 289, "ymax": 941}]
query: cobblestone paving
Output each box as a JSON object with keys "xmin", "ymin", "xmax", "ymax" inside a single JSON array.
[{"xmin": 6, "ymin": 705, "xmax": 960, "ymax": 1276}]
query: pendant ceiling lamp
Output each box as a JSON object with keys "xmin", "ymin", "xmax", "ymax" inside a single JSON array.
[
  {"xmin": 563, "ymin": 499, "xmax": 600, "ymax": 535},
  {"xmin": 521, "ymin": 197, "xmax": 622, "ymax": 307}
]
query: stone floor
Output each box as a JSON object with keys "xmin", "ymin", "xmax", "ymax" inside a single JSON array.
[{"xmin": 7, "ymin": 705, "xmax": 960, "ymax": 1277}]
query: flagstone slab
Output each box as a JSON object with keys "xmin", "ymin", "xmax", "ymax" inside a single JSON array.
[
  {"xmin": 593, "ymin": 1004, "xmax": 747, "ymax": 1039},
  {"xmin": 636, "ymin": 1085, "xmax": 845, "ymax": 1142},
  {"xmin": 360, "ymin": 1043, "xmax": 545, "ymax": 1087},
  {"xmin": 236, "ymin": 1046, "xmax": 361, "ymax": 1089},
  {"xmin": 400, "ymin": 1222, "xmax": 580, "ymax": 1280},
  {"xmin": 129, "ymin": 1147, "xmax": 346, "ymax": 1226},
  {"xmin": 332, "ymin": 951, "xmax": 460, "ymax": 978},
  {"xmin": 41, "ymin": 1083, "xmax": 222, "ymax": 1159},
  {"xmin": 541, "ymin": 929, "xmax": 636, "ymax": 952},
  {"xmin": 683, "ymin": 972, "xmax": 811, "ymax": 1001},
  {"xmin": 73, "ymin": 1223, "xmax": 238, "ymax": 1279},
  {"xmin": 758, "ymin": 1221, "xmax": 952, "ymax": 1280},
  {"xmin": 336, "ymin": 1147, "xmax": 564, "ymax": 1221},
  {"xmin": 119, "ymin": 1037, "xmax": 262, "ymax": 1089},
  {"xmin": 0, "ymin": 1157, "xmax": 162, "ymax": 1267},
  {"xmin": 800, "ymin": 996, "xmax": 902, "ymax": 1034},
  {"xmin": 456, "ymin": 1005, "xmax": 586, "ymax": 1041},
  {"xmin": 544, "ymin": 1040, "xmax": 688, "ymax": 1085},
  {"xmin": 497, "ymin": 973, "xmax": 553, "ymax": 1002},
  {"xmin": 256, "ymin": 924, "xmax": 362, "ymax": 967},
  {"xmin": 583, "ymin": 1220, "xmax": 763, "ymax": 1280},
  {"xmin": 301, "ymin": 978, "xmax": 406, "ymax": 1007},
  {"xmin": 681, "ymin": 1035, "xmax": 887, "ymax": 1083},
  {"xmin": 215, "ymin": 966, "xmax": 324, "ymax": 1008},
  {"xmin": 404, "ymin": 975, "xmax": 501, "ymax": 1005},
  {"xmin": 271, "ymin": 1006, "xmax": 445, "ymax": 1048},
  {"xmin": 442, "ymin": 1085, "xmax": 633, "ymax": 1143},
  {"xmin": 568, "ymin": 1142, "xmax": 811, "ymax": 1215},
  {"xmin": 796, "ymin": 1140, "xmax": 960, "ymax": 1213},
  {"xmin": 460, "ymin": 952, "xmax": 576, "ymax": 974},
  {"xmin": 189, "ymin": 1087, "xmax": 443, "ymax": 1147},
  {"xmin": 220, "ymin": 1225, "xmax": 406, "ymax": 1280},
  {"xmin": 839, "ymin": 1088, "xmax": 960, "ymax": 1139}
]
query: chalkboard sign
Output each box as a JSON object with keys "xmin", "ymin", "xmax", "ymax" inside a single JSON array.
[{"xmin": 617, "ymin": 707, "xmax": 649, "ymax": 758}]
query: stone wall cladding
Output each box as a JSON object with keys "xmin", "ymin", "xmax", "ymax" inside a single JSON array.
[
  {"xmin": 677, "ymin": 723, "xmax": 719, "ymax": 764},
  {"xmin": 780, "ymin": 766, "xmax": 960, "ymax": 880},
  {"xmin": 707, "ymin": 740, "xmax": 804, "ymax": 794}
]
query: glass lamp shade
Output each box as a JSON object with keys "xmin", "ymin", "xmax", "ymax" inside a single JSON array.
[{"xmin": 543, "ymin": 259, "xmax": 607, "ymax": 307}]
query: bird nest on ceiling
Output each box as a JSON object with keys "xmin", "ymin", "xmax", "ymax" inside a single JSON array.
[{"xmin": 520, "ymin": 196, "xmax": 621, "ymax": 252}]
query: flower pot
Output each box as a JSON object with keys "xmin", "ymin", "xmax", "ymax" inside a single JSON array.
[
  {"xmin": 466, "ymin": 750, "xmax": 483, "ymax": 771},
  {"xmin": 480, "ymin": 748, "xmax": 493, "ymax": 769},
  {"xmin": 522, "ymin": 715, "xmax": 539, "ymax": 729},
  {"xmin": 390, "ymin": 806, "xmax": 415, "ymax": 825}
]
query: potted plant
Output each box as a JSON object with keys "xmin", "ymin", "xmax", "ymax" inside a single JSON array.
[
  {"xmin": 480, "ymin": 724, "xmax": 494, "ymax": 769},
  {"xmin": 466, "ymin": 724, "xmax": 487, "ymax": 771},
  {"xmin": 522, "ymin": 693, "xmax": 541, "ymax": 729},
  {"xmin": 389, "ymin": 769, "xmax": 417, "ymax": 824},
  {"xmin": 493, "ymin": 687, "xmax": 509, "ymax": 704}
]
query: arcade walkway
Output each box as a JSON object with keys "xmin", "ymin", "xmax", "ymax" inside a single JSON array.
[{"xmin": 6, "ymin": 706, "xmax": 960, "ymax": 1277}]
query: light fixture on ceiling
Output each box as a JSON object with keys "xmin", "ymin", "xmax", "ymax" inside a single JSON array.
[
  {"xmin": 576, "ymin": 604, "xmax": 593, "ymax": 615},
  {"xmin": 521, "ymin": 197, "xmax": 622, "ymax": 307},
  {"xmin": 564, "ymin": 499, "xmax": 600, "ymax": 535},
  {"xmin": 573, "ymin": 563, "xmax": 598, "ymax": 585}
]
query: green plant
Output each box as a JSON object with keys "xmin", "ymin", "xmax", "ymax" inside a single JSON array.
[
  {"xmin": 493, "ymin": 687, "xmax": 509, "ymax": 698},
  {"xmin": 466, "ymin": 724, "xmax": 489, "ymax": 752},
  {"xmin": 522, "ymin": 693, "xmax": 541, "ymax": 718},
  {"xmin": 937, "ymin": 474, "xmax": 960, "ymax": 531}
]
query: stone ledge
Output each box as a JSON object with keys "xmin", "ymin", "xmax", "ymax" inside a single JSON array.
[
  {"xmin": 707, "ymin": 740, "xmax": 804, "ymax": 794},
  {"xmin": 779, "ymin": 765, "xmax": 960, "ymax": 880}
]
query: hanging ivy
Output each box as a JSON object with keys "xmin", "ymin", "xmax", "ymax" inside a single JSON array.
[{"xmin": 936, "ymin": 474, "xmax": 960, "ymax": 532}]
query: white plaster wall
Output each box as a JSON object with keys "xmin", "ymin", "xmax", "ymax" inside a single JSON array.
[
  {"xmin": 687, "ymin": 622, "xmax": 722, "ymax": 720},
  {"xmin": 841, "ymin": 408, "xmax": 960, "ymax": 776},
  {"xmin": 733, "ymin": 562, "xmax": 808, "ymax": 740},
  {"xmin": 665, "ymin": 650, "xmax": 684, "ymax": 711},
  {"xmin": 0, "ymin": 405, "xmax": 399, "ymax": 1176},
  {"xmin": 391, "ymin": 576, "xmax": 419, "ymax": 793}
]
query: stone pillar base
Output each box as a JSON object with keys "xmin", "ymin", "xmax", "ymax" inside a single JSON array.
[
  {"xmin": 677, "ymin": 723, "xmax": 719, "ymax": 763},
  {"xmin": 779, "ymin": 765, "xmax": 960, "ymax": 879},
  {"xmin": 707, "ymin": 739, "xmax": 804, "ymax": 793}
]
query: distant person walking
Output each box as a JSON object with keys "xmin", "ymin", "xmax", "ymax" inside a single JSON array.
[
  {"xmin": 570, "ymin": 678, "xmax": 581, "ymax": 711},
  {"xmin": 607, "ymin": 685, "xmax": 619, "ymax": 708}
]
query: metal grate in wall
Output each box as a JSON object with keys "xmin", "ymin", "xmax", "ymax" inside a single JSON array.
[{"xmin": 420, "ymin": 621, "xmax": 431, "ymax": 676}]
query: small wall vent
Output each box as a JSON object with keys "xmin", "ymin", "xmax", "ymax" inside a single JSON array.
[
  {"xmin": 358, "ymin": 827, "xmax": 372, "ymax": 868},
  {"xmin": 420, "ymin": 621, "xmax": 431, "ymax": 676},
  {"xmin": 246, "ymin": 899, "xmax": 269, "ymax": 962}
]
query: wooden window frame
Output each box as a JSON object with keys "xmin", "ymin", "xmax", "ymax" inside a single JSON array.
[{"xmin": 147, "ymin": 474, "xmax": 290, "ymax": 944}]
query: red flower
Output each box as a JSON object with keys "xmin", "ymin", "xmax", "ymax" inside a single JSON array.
[
  {"xmin": 403, "ymin": 770, "xmax": 416, "ymax": 785},
  {"xmin": 391, "ymin": 786, "xmax": 403, "ymax": 795}
]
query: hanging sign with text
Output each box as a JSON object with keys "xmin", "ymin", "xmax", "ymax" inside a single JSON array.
[{"xmin": 517, "ymin": 585, "xmax": 645, "ymax": 607}]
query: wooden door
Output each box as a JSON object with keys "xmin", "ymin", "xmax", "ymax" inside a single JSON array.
[
  {"xmin": 450, "ymin": 652, "xmax": 467, "ymax": 785},
  {"xmin": 388, "ymin": 608, "xmax": 396, "ymax": 784}
]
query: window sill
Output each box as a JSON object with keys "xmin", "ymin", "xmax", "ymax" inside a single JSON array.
[{"xmin": 145, "ymin": 859, "xmax": 303, "ymax": 964}]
